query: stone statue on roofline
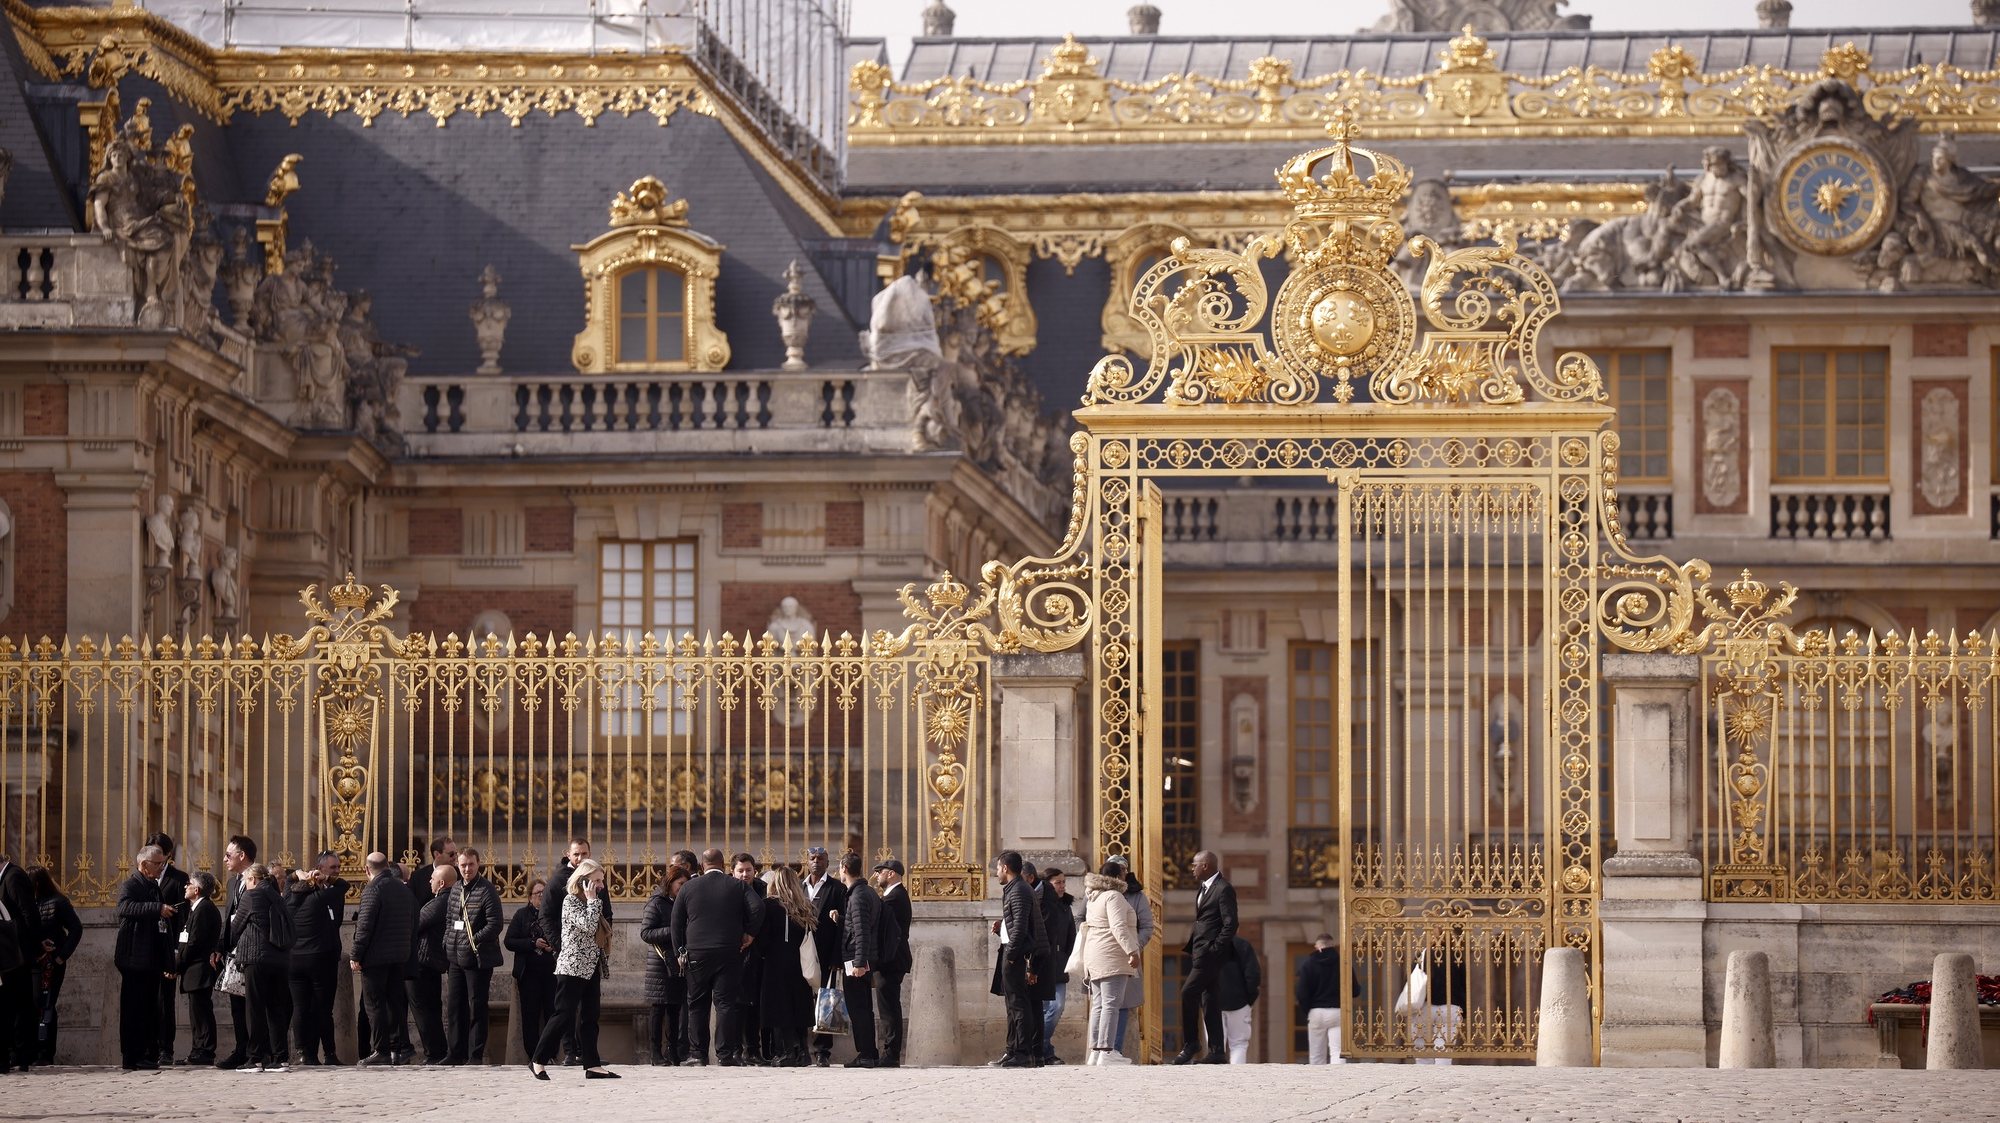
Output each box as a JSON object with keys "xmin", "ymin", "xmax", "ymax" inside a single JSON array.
[
  {"xmin": 469, "ymin": 264, "xmax": 510, "ymax": 375},
  {"xmin": 87, "ymin": 132, "xmax": 190, "ymax": 329},
  {"xmin": 220, "ymin": 226, "xmax": 261, "ymax": 332}
]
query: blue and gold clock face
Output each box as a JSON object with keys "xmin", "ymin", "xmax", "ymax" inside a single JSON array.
[{"xmin": 1775, "ymin": 140, "xmax": 1893, "ymax": 257}]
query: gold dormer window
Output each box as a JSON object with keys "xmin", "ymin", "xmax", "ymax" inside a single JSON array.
[{"xmin": 572, "ymin": 176, "xmax": 730, "ymax": 373}]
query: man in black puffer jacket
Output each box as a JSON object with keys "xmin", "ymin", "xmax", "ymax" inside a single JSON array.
[
  {"xmin": 442, "ymin": 849, "xmax": 503, "ymax": 1065},
  {"xmin": 114, "ymin": 846, "xmax": 171, "ymax": 1070},
  {"xmin": 350, "ymin": 853, "xmax": 413, "ymax": 1066},
  {"xmin": 287, "ymin": 851, "xmax": 349, "ymax": 1066}
]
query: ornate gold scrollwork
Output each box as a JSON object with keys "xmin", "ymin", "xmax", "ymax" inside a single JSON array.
[
  {"xmin": 290, "ymin": 574, "xmax": 401, "ymax": 879},
  {"xmin": 1083, "ymin": 109, "xmax": 1605, "ymax": 410}
]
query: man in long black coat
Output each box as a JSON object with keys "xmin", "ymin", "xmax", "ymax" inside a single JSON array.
[
  {"xmin": 175, "ymin": 872, "xmax": 222, "ymax": 1065},
  {"xmin": 0, "ymin": 849, "xmax": 42, "ymax": 1073},
  {"xmin": 213, "ymin": 835, "xmax": 256, "ymax": 1069},
  {"xmin": 836, "ymin": 854, "xmax": 883, "ymax": 1068},
  {"xmin": 115, "ymin": 846, "xmax": 173, "ymax": 1070},
  {"xmin": 351, "ymin": 852, "xmax": 414, "ymax": 1066},
  {"xmin": 143, "ymin": 834, "xmax": 189, "ymax": 1067},
  {"xmin": 872, "ymin": 858, "xmax": 913, "ymax": 1068}
]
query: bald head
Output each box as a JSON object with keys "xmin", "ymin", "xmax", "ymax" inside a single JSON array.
[
  {"xmin": 366, "ymin": 851, "xmax": 389, "ymax": 875},
  {"xmin": 1189, "ymin": 850, "xmax": 1219, "ymax": 882}
]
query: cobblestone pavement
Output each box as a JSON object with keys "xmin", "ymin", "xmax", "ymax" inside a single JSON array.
[{"xmin": 4, "ymin": 1063, "xmax": 1997, "ymax": 1121}]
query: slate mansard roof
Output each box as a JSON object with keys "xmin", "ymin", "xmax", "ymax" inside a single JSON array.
[{"xmin": 0, "ymin": 18, "xmax": 870, "ymax": 378}]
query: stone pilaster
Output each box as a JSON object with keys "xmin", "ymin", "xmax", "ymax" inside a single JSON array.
[
  {"xmin": 991, "ymin": 650, "xmax": 1086, "ymax": 874},
  {"xmin": 1600, "ymin": 652, "xmax": 1708, "ymax": 1066}
]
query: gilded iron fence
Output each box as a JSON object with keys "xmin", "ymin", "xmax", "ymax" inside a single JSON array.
[
  {"xmin": 0, "ymin": 573, "xmax": 993, "ymax": 906},
  {"xmin": 1698, "ymin": 573, "xmax": 2000, "ymax": 903}
]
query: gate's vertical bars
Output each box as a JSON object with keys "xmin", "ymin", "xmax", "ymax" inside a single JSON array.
[
  {"xmin": 1138, "ymin": 479, "xmax": 1164, "ymax": 1067},
  {"xmin": 1335, "ymin": 470, "xmax": 1355, "ymax": 1061}
]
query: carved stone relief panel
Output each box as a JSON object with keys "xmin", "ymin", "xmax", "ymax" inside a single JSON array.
[
  {"xmin": 1912, "ymin": 380, "xmax": 1967, "ymax": 515},
  {"xmin": 1693, "ymin": 379, "xmax": 1749, "ymax": 516},
  {"xmin": 1220, "ymin": 675, "xmax": 1268, "ymax": 837}
]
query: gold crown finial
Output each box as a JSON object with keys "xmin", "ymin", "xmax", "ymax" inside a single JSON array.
[
  {"xmin": 1273, "ymin": 106, "xmax": 1412, "ymax": 250},
  {"xmin": 1441, "ymin": 24, "xmax": 1496, "ymax": 71},
  {"xmin": 1324, "ymin": 105, "xmax": 1360, "ymax": 144},
  {"xmin": 1725, "ymin": 569, "xmax": 1771, "ymax": 610},
  {"xmin": 329, "ymin": 572, "xmax": 371, "ymax": 611},
  {"xmin": 926, "ymin": 570, "xmax": 969, "ymax": 610}
]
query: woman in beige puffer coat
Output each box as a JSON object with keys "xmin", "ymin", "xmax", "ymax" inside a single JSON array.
[{"xmin": 1081, "ymin": 863, "xmax": 1140, "ymax": 1065}]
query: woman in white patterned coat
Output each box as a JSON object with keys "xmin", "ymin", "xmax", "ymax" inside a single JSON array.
[{"xmin": 529, "ymin": 858, "xmax": 618, "ymax": 1080}]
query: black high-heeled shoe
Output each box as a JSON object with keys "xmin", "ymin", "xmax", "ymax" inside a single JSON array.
[
  {"xmin": 585, "ymin": 1068, "xmax": 621, "ymax": 1079},
  {"xmin": 530, "ymin": 1063, "xmax": 550, "ymax": 1080}
]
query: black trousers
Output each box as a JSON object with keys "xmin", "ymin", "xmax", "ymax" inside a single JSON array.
[
  {"xmin": 224, "ymin": 991, "xmax": 249, "ymax": 1063},
  {"xmin": 406, "ymin": 969, "xmax": 446, "ymax": 1062},
  {"xmin": 1179, "ymin": 954, "xmax": 1226, "ymax": 1057},
  {"xmin": 35, "ymin": 962, "xmax": 64, "ymax": 1064},
  {"xmin": 877, "ymin": 967, "xmax": 907, "ymax": 1061},
  {"xmin": 243, "ymin": 962, "xmax": 289, "ymax": 1065},
  {"xmin": 154, "ymin": 973, "xmax": 176, "ymax": 1061},
  {"xmin": 186, "ymin": 986, "xmax": 216, "ymax": 1061},
  {"xmin": 532, "ymin": 975, "xmax": 600, "ymax": 1067},
  {"xmin": 445, "ymin": 963, "xmax": 493, "ymax": 1063},
  {"xmin": 0, "ymin": 964, "xmax": 36, "ymax": 1069},
  {"xmin": 360, "ymin": 965, "xmax": 406, "ymax": 1059},
  {"xmin": 647, "ymin": 1001, "xmax": 683, "ymax": 1061},
  {"xmin": 517, "ymin": 970, "xmax": 553, "ymax": 1059},
  {"xmin": 288, "ymin": 951, "xmax": 339, "ymax": 1062},
  {"xmin": 845, "ymin": 972, "xmax": 879, "ymax": 1060},
  {"xmin": 683, "ymin": 950, "xmax": 743, "ymax": 1062},
  {"xmin": 117, "ymin": 968, "xmax": 160, "ymax": 1068},
  {"xmin": 1002, "ymin": 956, "xmax": 1041, "ymax": 1060}
]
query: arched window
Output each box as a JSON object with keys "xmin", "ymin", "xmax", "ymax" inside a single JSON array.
[
  {"xmin": 572, "ymin": 176, "xmax": 730, "ymax": 373},
  {"xmin": 616, "ymin": 266, "xmax": 688, "ymax": 365}
]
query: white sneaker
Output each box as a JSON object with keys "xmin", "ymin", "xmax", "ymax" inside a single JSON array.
[
  {"xmin": 1100, "ymin": 1053, "xmax": 1134, "ymax": 1065},
  {"xmin": 263, "ymin": 1063, "xmax": 289, "ymax": 1073}
]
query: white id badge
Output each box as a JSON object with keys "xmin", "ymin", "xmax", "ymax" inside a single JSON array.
[
  {"xmin": 178, "ymin": 930, "xmax": 190, "ymax": 943},
  {"xmin": 453, "ymin": 919, "xmax": 466, "ymax": 930}
]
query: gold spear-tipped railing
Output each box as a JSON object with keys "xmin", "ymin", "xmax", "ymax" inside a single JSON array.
[{"xmin": 0, "ymin": 573, "xmax": 997, "ymax": 905}]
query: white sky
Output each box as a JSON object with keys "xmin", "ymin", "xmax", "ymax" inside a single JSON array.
[{"xmin": 853, "ymin": 0, "xmax": 1976, "ymax": 67}]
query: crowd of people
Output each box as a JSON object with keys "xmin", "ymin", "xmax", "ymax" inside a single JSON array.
[
  {"xmin": 82, "ymin": 833, "xmax": 925, "ymax": 1077},
  {"xmin": 0, "ymin": 837, "xmax": 1359, "ymax": 1073}
]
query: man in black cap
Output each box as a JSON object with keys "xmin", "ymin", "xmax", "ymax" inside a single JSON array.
[{"xmin": 871, "ymin": 858, "xmax": 912, "ymax": 1068}]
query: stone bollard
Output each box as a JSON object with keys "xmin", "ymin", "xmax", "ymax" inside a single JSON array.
[
  {"xmin": 1719, "ymin": 950, "xmax": 1775, "ymax": 1068},
  {"xmin": 1927, "ymin": 953, "xmax": 1984, "ymax": 1070},
  {"xmin": 904, "ymin": 944, "xmax": 960, "ymax": 1067},
  {"xmin": 1535, "ymin": 946, "xmax": 1593, "ymax": 1066}
]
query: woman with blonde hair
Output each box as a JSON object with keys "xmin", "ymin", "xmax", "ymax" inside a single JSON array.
[
  {"xmin": 529, "ymin": 858, "xmax": 617, "ymax": 1080},
  {"xmin": 757, "ymin": 866, "xmax": 818, "ymax": 1066}
]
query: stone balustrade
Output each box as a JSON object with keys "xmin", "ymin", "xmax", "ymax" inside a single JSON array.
[
  {"xmin": 396, "ymin": 369, "xmax": 919, "ymax": 457},
  {"xmin": 0, "ymin": 234, "xmax": 139, "ymax": 329},
  {"xmin": 1769, "ymin": 487, "xmax": 1892, "ymax": 541}
]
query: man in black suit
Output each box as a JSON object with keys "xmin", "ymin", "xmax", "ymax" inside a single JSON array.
[
  {"xmin": 115, "ymin": 845, "xmax": 173, "ymax": 1070},
  {"xmin": 671, "ymin": 848, "xmax": 756, "ymax": 1066},
  {"xmin": 212, "ymin": 834, "xmax": 256, "ymax": 1069},
  {"xmin": 993, "ymin": 851, "xmax": 1049, "ymax": 1067},
  {"xmin": 872, "ymin": 858, "xmax": 913, "ymax": 1068},
  {"xmin": 175, "ymin": 871, "xmax": 222, "ymax": 1065},
  {"xmin": 0, "ymin": 850, "xmax": 43, "ymax": 1073},
  {"xmin": 411, "ymin": 862, "xmax": 456, "ymax": 1064},
  {"xmin": 144, "ymin": 833, "xmax": 189, "ymax": 1067},
  {"xmin": 351, "ymin": 852, "xmax": 414, "ymax": 1066},
  {"xmin": 1174, "ymin": 850, "xmax": 1237, "ymax": 1064},
  {"xmin": 801, "ymin": 846, "xmax": 844, "ymax": 1067},
  {"xmin": 729, "ymin": 853, "xmax": 768, "ymax": 1062},
  {"xmin": 837, "ymin": 854, "xmax": 883, "ymax": 1068}
]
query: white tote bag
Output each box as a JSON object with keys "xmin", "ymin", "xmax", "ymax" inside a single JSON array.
[{"xmin": 799, "ymin": 927, "xmax": 821, "ymax": 985}]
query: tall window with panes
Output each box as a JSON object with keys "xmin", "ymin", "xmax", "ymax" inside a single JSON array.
[
  {"xmin": 1774, "ymin": 348, "xmax": 1888, "ymax": 482},
  {"xmin": 1290, "ymin": 643, "xmax": 1336, "ymax": 832},
  {"xmin": 598, "ymin": 540, "xmax": 696, "ymax": 735},
  {"xmin": 1162, "ymin": 643, "xmax": 1200, "ymax": 877},
  {"xmin": 1590, "ymin": 349, "xmax": 1671, "ymax": 483}
]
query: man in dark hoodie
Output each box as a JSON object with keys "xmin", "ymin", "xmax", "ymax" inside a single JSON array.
[{"xmin": 1294, "ymin": 932, "xmax": 1346, "ymax": 1064}]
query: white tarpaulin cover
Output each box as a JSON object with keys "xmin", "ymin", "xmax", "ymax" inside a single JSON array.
[{"xmin": 139, "ymin": 1, "xmax": 697, "ymax": 53}]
